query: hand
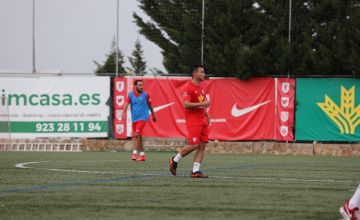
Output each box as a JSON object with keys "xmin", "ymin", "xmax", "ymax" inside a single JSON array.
[
  {"xmin": 152, "ymin": 115, "xmax": 157, "ymax": 123},
  {"xmin": 202, "ymin": 100, "xmax": 211, "ymax": 108},
  {"xmin": 120, "ymin": 111, "xmax": 125, "ymax": 120},
  {"xmin": 206, "ymin": 113, "xmax": 211, "ymax": 125}
]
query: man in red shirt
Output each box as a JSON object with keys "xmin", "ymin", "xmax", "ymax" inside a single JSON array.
[{"xmin": 169, "ymin": 65, "xmax": 211, "ymax": 178}]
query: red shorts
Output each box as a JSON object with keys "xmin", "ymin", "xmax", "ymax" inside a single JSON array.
[
  {"xmin": 186, "ymin": 125, "xmax": 209, "ymax": 145},
  {"xmin": 132, "ymin": 120, "xmax": 147, "ymax": 136}
]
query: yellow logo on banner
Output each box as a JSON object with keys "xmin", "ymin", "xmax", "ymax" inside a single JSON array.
[{"xmin": 317, "ymin": 86, "xmax": 360, "ymax": 134}]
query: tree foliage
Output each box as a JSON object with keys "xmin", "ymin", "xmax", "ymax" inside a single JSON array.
[
  {"xmin": 128, "ymin": 39, "xmax": 147, "ymax": 75},
  {"xmin": 94, "ymin": 39, "xmax": 126, "ymax": 76},
  {"xmin": 134, "ymin": 0, "xmax": 360, "ymax": 78}
]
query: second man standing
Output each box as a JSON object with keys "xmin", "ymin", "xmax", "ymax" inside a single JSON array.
[{"xmin": 122, "ymin": 79, "xmax": 157, "ymax": 161}]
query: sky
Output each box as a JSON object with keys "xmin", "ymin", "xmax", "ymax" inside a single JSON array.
[{"xmin": 0, "ymin": 0, "xmax": 164, "ymax": 74}]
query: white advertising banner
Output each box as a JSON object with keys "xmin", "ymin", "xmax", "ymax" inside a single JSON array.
[{"xmin": 0, "ymin": 76, "xmax": 110, "ymax": 138}]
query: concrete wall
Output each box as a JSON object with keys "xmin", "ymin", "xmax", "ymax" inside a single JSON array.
[{"xmin": 82, "ymin": 138, "xmax": 360, "ymax": 156}]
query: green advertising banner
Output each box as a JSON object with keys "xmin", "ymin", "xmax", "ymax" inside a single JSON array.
[
  {"xmin": 0, "ymin": 76, "xmax": 110, "ymax": 138},
  {"xmin": 296, "ymin": 78, "xmax": 360, "ymax": 141}
]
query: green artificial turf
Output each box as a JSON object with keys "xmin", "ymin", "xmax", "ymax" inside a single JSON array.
[{"xmin": 0, "ymin": 152, "xmax": 358, "ymax": 220}]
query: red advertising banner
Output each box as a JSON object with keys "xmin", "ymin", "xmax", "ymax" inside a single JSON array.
[
  {"xmin": 113, "ymin": 77, "xmax": 127, "ymax": 139},
  {"xmin": 205, "ymin": 78, "xmax": 276, "ymax": 140},
  {"xmin": 141, "ymin": 77, "xmax": 188, "ymax": 138},
  {"xmin": 114, "ymin": 77, "xmax": 295, "ymax": 141},
  {"xmin": 275, "ymin": 78, "xmax": 295, "ymax": 141}
]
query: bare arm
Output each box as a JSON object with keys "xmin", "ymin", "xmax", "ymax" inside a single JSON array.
[
  {"xmin": 121, "ymin": 102, "xmax": 130, "ymax": 120},
  {"xmin": 148, "ymin": 103, "xmax": 157, "ymax": 122},
  {"xmin": 205, "ymin": 111, "xmax": 211, "ymax": 124},
  {"xmin": 183, "ymin": 100, "xmax": 210, "ymax": 109}
]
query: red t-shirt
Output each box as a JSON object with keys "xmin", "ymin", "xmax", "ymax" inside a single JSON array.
[{"xmin": 181, "ymin": 81, "xmax": 208, "ymax": 126}]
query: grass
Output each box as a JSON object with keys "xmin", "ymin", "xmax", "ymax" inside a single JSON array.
[{"xmin": 0, "ymin": 152, "xmax": 359, "ymax": 220}]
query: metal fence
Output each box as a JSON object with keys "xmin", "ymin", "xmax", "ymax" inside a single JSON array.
[{"xmin": 1, "ymin": 1, "xmax": 358, "ymax": 76}]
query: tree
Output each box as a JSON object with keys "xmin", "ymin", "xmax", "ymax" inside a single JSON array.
[
  {"xmin": 133, "ymin": 0, "xmax": 203, "ymax": 74},
  {"xmin": 134, "ymin": 0, "xmax": 360, "ymax": 78},
  {"xmin": 128, "ymin": 39, "xmax": 147, "ymax": 75},
  {"xmin": 94, "ymin": 39, "xmax": 126, "ymax": 76},
  {"xmin": 284, "ymin": 0, "xmax": 360, "ymax": 76},
  {"xmin": 148, "ymin": 67, "xmax": 164, "ymax": 75}
]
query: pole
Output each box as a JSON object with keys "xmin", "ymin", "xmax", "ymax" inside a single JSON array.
[
  {"xmin": 287, "ymin": 0, "xmax": 292, "ymax": 78},
  {"xmin": 201, "ymin": 0, "xmax": 205, "ymax": 65},
  {"xmin": 288, "ymin": 0, "xmax": 292, "ymax": 44},
  {"xmin": 115, "ymin": 0, "xmax": 119, "ymax": 77},
  {"xmin": 32, "ymin": 0, "xmax": 36, "ymax": 74}
]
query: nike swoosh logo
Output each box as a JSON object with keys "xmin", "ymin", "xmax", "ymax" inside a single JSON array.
[
  {"xmin": 150, "ymin": 102, "xmax": 176, "ymax": 114},
  {"xmin": 231, "ymin": 100, "xmax": 271, "ymax": 117}
]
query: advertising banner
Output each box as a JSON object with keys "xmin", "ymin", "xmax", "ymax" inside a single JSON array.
[
  {"xmin": 205, "ymin": 78, "xmax": 276, "ymax": 140},
  {"xmin": 295, "ymin": 78, "xmax": 360, "ymax": 141},
  {"xmin": 275, "ymin": 78, "xmax": 295, "ymax": 141},
  {"xmin": 117, "ymin": 77, "xmax": 295, "ymax": 141},
  {"xmin": 113, "ymin": 77, "xmax": 127, "ymax": 139},
  {"xmin": 0, "ymin": 76, "xmax": 110, "ymax": 138},
  {"xmin": 140, "ymin": 77, "xmax": 190, "ymax": 138}
]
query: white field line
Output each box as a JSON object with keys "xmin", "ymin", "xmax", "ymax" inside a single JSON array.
[
  {"xmin": 15, "ymin": 161, "xmax": 166, "ymax": 176},
  {"xmin": 15, "ymin": 161, "xmax": 359, "ymax": 184},
  {"xmin": 16, "ymin": 161, "xmax": 50, "ymax": 169},
  {"xmin": 16, "ymin": 161, "xmax": 114, "ymax": 174}
]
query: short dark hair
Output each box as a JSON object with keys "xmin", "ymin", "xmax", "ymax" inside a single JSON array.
[
  {"xmin": 134, "ymin": 80, "xmax": 142, "ymax": 85},
  {"xmin": 191, "ymin": 64, "xmax": 205, "ymax": 75}
]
